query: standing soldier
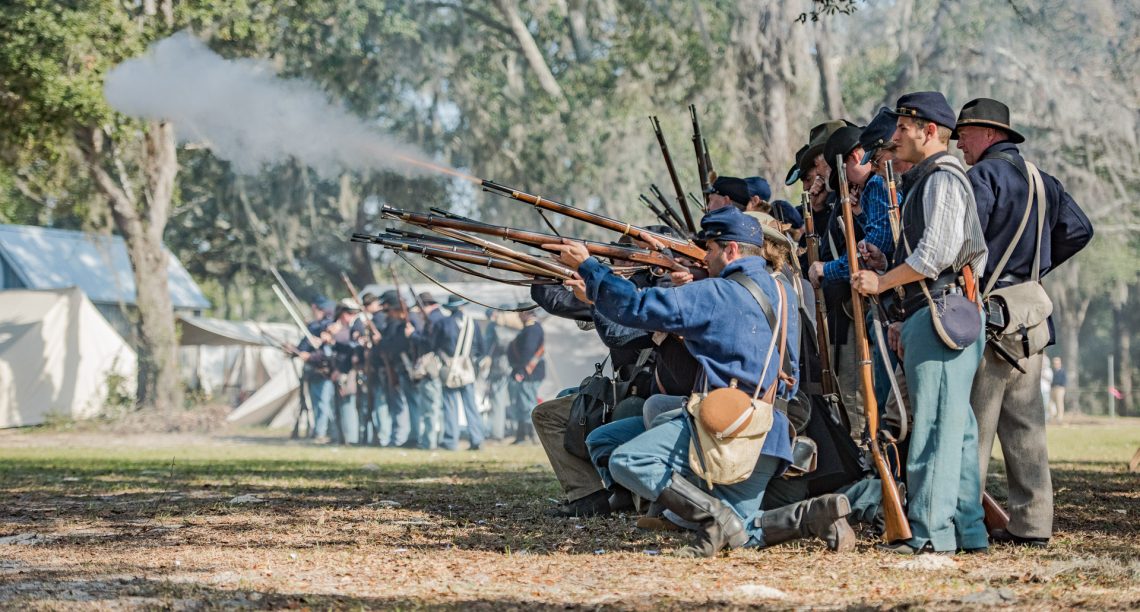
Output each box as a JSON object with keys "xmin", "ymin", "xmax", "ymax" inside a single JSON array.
[
  {"xmin": 435, "ymin": 295, "xmax": 486, "ymax": 451},
  {"xmin": 507, "ymin": 307, "xmax": 545, "ymax": 444},
  {"xmin": 851, "ymin": 91, "xmax": 990, "ymax": 554},
  {"xmin": 954, "ymin": 98, "xmax": 1092, "ymax": 547},
  {"xmin": 378, "ymin": 290, "xmax": 416, "ymax": 447},
  {"xmin": 326, "ymin": 299, "xmax": 362, "ymax": 444},
  {"xmin": 413, "ymin": 292, "xmax": 446, "ymax": 450},
  {"xmin": 297, "ymin": 296, "xmax": 335, "ymax": 443},
  {"xmin": 360, "ymin": 293, "xmax": 390, "ymax": 446}
]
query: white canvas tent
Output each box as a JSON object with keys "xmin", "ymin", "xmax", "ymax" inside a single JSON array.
[
  {"xmin": 0, "ymin": 287, "xmax": 137, "ymax": 428},
  {"xmin": 176, "ymin": 316, "xmax": 302, "ymax": 428}
]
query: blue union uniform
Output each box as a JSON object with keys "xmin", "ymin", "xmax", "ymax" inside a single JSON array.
[{"xmin": 577, "ymin": 254, "xmax": 798, "ymax": 546}]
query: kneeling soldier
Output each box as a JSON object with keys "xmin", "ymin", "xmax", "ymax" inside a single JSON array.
[{"xmin": 551, "ymin": 206, "xmax": 853, "ymax": 557}]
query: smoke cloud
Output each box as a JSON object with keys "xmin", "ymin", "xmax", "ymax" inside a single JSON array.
[{"xmin": 104, "ymin": 31, "xmax": 436, "ymax": 178}]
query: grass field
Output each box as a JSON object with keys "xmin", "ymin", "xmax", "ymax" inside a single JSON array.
[{"xmin": 1, "ymin": 417, "xmax": 1138, "ymax": 610}]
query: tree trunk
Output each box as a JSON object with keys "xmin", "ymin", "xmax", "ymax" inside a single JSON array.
[
  {"xmin": 812, "ymin": 20, "xmax": 847, "ymax": 119},
  {"xmin": 494, "ymin": 0, "xmax": 567, "ymax": 106},
  {"xmin": 76, "ymin": 122, "xmax": 182, "ymax": 412}
]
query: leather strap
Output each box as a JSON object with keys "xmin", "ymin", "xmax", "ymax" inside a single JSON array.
[
  {"xmin": 727, "ymin": 272, "xmax": 788, "ymax": 402},
  {"xmin": 983, "ymin": 160, "xmax": 1047, "ymax": 295}
]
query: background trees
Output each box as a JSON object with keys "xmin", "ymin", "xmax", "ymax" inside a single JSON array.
[{"xmin": 1, "ymin": 0, "xmax": 1136, "ymax": 413}]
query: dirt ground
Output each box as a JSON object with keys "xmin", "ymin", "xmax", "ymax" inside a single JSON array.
[{"xmin": 1, "ymin": 417, "xmax": 1138, "ymax": 610}]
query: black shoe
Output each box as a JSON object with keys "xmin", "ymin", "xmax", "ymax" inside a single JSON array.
[
  {"xmin": 468, "ymin": 444, "xmax": 481, "ymax": 451},
  {"xmin": 608, "ymin": 488, "xmax": 635, "ymax": 513},
  {"xmin": 545, "ymin": 490, "xmax": 611, "ymax": 518},
  {"xmin": 989, "ymin": 528, "xmax": 1049, "ymax": 548},
  {"xmin": 875, "ymin": 541, "xmax": 952, "ymax": 555}
]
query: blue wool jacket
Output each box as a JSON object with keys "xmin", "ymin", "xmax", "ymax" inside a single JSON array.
[
  {"xmin": 433, "ymin": 308, "xmax": 486, "ymax": 359},
  {"xmin": 968, "ymin": 141, "xmax": 1093, "ymax": 284},
  {"xmin": 579, "ymin": 256, "xmax": 798, "ymax": 463}
]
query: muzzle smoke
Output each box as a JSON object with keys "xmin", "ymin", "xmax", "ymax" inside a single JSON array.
[{"xmin": 104, "ymin": 31, "xmax": 437, "ymax": 179}]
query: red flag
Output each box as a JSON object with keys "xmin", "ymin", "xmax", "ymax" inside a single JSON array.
[{"xmin": 1109, "ymin": 387, "xmax": 1124, "ymax": 400}]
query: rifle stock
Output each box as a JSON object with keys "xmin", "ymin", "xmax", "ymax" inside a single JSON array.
[
  {"xmin": 982, "ymin": 491, "xmax": 1010, "ymax": 532},
  {"xmin": 802, "ymin": 193, "xmax": 838, "ymax": 397},
  {"xmin": 838, "ymin": 156, "xmax": 912, "ymax": 543},
  {"xmin": 480, "ymin": 180, "xmax": 707, "ymax": 262},
  {"xmin": 381, "ymin": 206, "xmax": 684, "ymax": 272}
]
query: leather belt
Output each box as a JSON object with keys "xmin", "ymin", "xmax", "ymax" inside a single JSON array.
[{"xmin": 882, "ymin": 269, "xmax": 960, "ymax": 322}]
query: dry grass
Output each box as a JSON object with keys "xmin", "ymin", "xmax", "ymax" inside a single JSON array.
[{"xmin": 0, "ymin": 418, "xmax": 1138, "ymax": 610}]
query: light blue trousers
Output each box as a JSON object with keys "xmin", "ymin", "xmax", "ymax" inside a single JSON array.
[
  {"xmin": 308, "ymin": 377, "xmax": 334, "ymax": 439},
  {"xmin": 416, "ymin": 376, "xmax": 443, "ymax": 449},
  {"xmin": 899, "ymin": 306, "xmax": 988, "ymax": 552},
  {"xmin": 442, "ymin": 383, "xmax": 484, "ymax": 450},
  {"xmin": 606, "ymin": 414, "xmax": 782, "ymax": 547}
]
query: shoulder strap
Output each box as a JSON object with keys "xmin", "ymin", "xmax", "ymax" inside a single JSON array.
[
  {"xmin": 984, "ymin": 151, "xmax": 1030, "ymax": 183},
  {"xmin": 727, "ymin": 273, "xmax": 789, "ymax": 401},
  {"xmin": 983, "ymin": 160, "xmax": 1044, "ymax": 295}
]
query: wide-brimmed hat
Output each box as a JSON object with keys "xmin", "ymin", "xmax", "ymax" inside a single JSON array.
[
  {"xmin": 744, "ymin": 211, "xmax": 792, "ymax": 245},
  {"xmin": 952, "ymin": 97, "xmax": 1025, "ymax": 144},
  {"xmin": 798, "ymin": 120, "xmax": 853, "ymax": 181},
  {"xmin": 686, "ymin": 388, "xmax": 775, "ymax": 486},
  {"xmin": 444, "ymin": 294, "xmax": 468, "ymax": 309},
  {"xmin": 784, "ymin": 144, "xmax": 808, "ymax": 186},
  {"xmin": 418, "ymin": 291, "xmax": 438, "ymax": 305},
  {"xmin": 825, "ymin": 125, "xmax": 864, "ymax": 191}
]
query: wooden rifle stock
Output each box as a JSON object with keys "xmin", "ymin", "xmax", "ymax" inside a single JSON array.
[
  {"xmin": 355, "ymin": 234, "xmax": 563, "ymax": 279},
  {"xmin": 802, "ymin": 193, "xmax": 838, "ymax": 397},
  {"xmin": 982, "ymin": 492, "xmax": 1010, "ymax": 532},
  {"xmin": 381, "ymin": 206, "xmax": 685, "ymax": 271},
  {"xmin": 838, "ymin": 156, "xmax": 912, "ymax": 543},
  {"xmin": 480, "ymin": 180, "xmax": 707, "ymax": 262},
  {"xmin": 650, "ymin": 116, "xmax": 696, "ymax": 233}
]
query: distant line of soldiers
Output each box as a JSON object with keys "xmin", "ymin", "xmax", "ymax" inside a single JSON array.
[{"xmin": 290, "ymin": 289, "xmax": 547, "ymax": 450}]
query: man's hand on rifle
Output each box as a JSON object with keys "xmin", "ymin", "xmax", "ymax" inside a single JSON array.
[
  {"xmin": 857, "ymin": 241, "xmax": 887, "ymax": 272},
  {"xmin": 404, "ymin": 321, "xmax": 415, "ymax": 337},
  {"xmin": 545, "ymin": 242, "xmax": 591, "ymax": 268},
  {"xmin": 808, "ymin": 261, "xmax": 825, "ymax": 288},
  {"xmin": 564, "ymin": 278, "xmax": 593, "ymax": 304},
  {"xmin": 851, "ymin": 270, "xmax": 881, "ymax": 296},
  {"xmin": 670, "ymin": 269, "xmax": 694, "ymax": 286}
]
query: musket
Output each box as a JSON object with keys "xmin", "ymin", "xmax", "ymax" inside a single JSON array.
[
  {"xmin": 357, "ymin": 234, "xmax": 565, "ymax": 280},
  {"xmin": 802, "ymin": 193, "xmax": 838, "ymax": 397},
  {"xmin": 838, "ymin": 155, "xmax": 912, "ymax": 543},
  {"xmin": 272, "ymin": 283, "xmax": 321, "ymax": 349},
  {"xmin": 649, "ymin": 184, "xmax": 687, "ymax": 231},
  {"xmin": 425, "ymin": 225, "xmax": 578, "ymax": 279},
  {"xmin": 386, "ymin": 262, "xmax": 411, "ymax": 318},
  {"xmin": 382, "ymin": 206, "xmax": 686, "ymax": 272},
  {"xmin": 650, "ymin": 116, "xmax": 697, "ymax": 234},
  {"xmin": 481, "ymin": 179, "xmax": 707, "ymax": 262},
  {"xmin": 884, "ymin": 160, "xmax": 902, "ymax": 241},
  {"xmin": 640, "ymin": 194, "xmax": 682, "ymax": 233},
  {"xmin": 702, "ymin": 136, "xmax": 715, "ymax": 183},
  {"xmin": 271, "ymin": 266, "xmax": 308, "ymax": 321},
  {"xmin": 689, "ymin": 104, "xmax": 711, "ymax": 206},
  {"xmin": 339, "ymin": 272, "xmax": 380, "ymax": 343}
]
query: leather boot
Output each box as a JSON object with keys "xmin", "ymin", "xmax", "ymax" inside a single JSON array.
[
  {"xmin": 654, "ymin": 474, "xmax": 748, "ymax": 558},
  {"xmin": 758, "ymin": 493, "xmax": 856, "ymax": 552}
]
